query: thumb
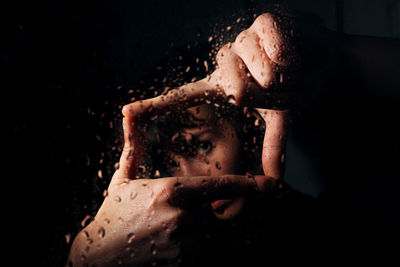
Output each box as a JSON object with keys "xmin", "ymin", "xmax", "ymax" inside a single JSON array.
[
  {"xmin": 109, "ymin": 116, "xmax": 138, "ymax": 187},
  {"xmin": 256, "ymin": 108, "xmax": 289, "ymax": 180}
]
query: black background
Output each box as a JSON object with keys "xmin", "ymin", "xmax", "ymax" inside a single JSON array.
[{"xmin": 5, "ymin": 0, "xmax": 400, "ymax": 266}]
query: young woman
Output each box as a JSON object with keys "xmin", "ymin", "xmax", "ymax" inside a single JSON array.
[
  {"xmin": 67, "ymin": 13, "xmax": 297, "ymax": 267},
  {"xmin": 67, "ymin": 10, "xmax": 400, "ymax": 267}
]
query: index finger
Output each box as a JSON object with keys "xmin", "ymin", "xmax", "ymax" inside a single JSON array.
[
  {"xmin": 167, "ymin": 175, "xmax": 277, "ymax": 204},
  {"xmin": 122, "ymin": 78, "xmax": 224, "ymax": 120}
]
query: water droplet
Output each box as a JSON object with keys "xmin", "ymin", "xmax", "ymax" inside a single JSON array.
[
  {"xmin": 103, "ymin": 189, "xmax": 108, "ymax": 197},
  {"xmin": 227, "ymin": 95, "xmax": 236, "ymax": 104},
  {"xmin": 65, "ymin": 233, "xmax": 71, "ymax": 244},
  {"xmin": 104, "ymin": 218, "xmax": 110, "ymax": 224},
  {"xmin": 215, "ymin": 161, "xmax": 222, "ymax": 170},
  {"xmin": 98, "ymin": 170, "xmax": 103, "ymax": 179},
  {"xmin": 174, "ymin": 182, "xmax": 183, "ymax": 189},
  {"xmin": 281, "ymin": 153, "xmax": 285, "ymax": 163},
  {"xmin": 115, "ymin": 195, "xmax": 122, "ymax": 203},
  {"xmin": 279, "ymin": 73, "xmax": 283, "ymax": 83},
  {"xmin": 82, "ymin": 230, "xmax": 90, "ymax": 238},
  {"xmin": 81, "ymin": 215, "xmax": 92, "ymax": 227},
  {"xmin": 127, "ymin": 233, "xmax": 136, "ymax": 244},
  {"xmin": 150, "ymin": 243, "xmax": 158, "ymax": 255},
  {"xmin": 204, "ymin": 61, "xmax": 209, "ymax": 72},
  {"xmin": 138, "ymin": 165, "xmax": 146, "ymax": 173},
  {"xmin": 98, "ymin": 227, "xmax": 105, "ymax": 238},
  {"xmin": 185, "ymin": 66, "xmax": 190, "ymax": 72},
  {"xmin": 114, "ymin": 162, "xmax": 120, "ymax": 170},
  {"xmin": 130, "ymin": 191, "xmax": 138, "ymax": 200}
]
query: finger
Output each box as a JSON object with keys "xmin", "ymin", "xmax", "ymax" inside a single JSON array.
[
  {"xmin": 232, "ymin": 29, "xmax": 274, "ymax": 88},
  {"xmin": 110, "ymin": 116, "xmax": 138, "ymax": 186},
  {"xmin": 213, "ymin": 43, "xmax": 272, "ymax": 107},
  {"xmin": 167, "ymin": 175, "xmax": 277, "ymax": 204},
  {"xmin": 249, "ymin": 13, "xmax": 285, "ymax": 65},
  {"xmin": 122, "ymin": 79, "xmax": 224, "ymax": 120},
  {"xmin": 256, "ymin": 108, "xmax": 289, "ymax": 179},
  {"xmin": 213, "ymin": 43, "xmax": 248, "ymax": 104}
]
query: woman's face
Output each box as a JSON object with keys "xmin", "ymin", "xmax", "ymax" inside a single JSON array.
[{"xmin": 166, "ymin": 104, "xmax": 246, "ymax": 220}]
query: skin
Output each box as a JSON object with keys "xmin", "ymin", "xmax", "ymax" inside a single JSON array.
[
  {"xmin": 166, "ymin": 104, "xmax": 245, "ymax": 220},
  {"xmin": 68, "ymin": 13, "xmax": 287, "ymax": 266}
]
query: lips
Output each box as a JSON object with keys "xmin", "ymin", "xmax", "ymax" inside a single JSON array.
[{"xmin": 211, "ymin": 199, "xmax": 233, "ymax": 213}]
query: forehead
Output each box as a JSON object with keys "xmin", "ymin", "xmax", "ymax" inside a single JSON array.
[{"xmin": 186, "ymin": 104, "xmax": 217, "ymax": 124}]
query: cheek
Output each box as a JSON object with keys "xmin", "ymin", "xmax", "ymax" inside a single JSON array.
[{"xmin": 209, "ymin": 137, "xmax": 241, "ymax": 175}]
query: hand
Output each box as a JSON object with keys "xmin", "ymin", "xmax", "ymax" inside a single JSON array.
[
  {"xmin": 68, "ymin": 13, "xmax": 288, "ymax": 267},
  {"xmin": 68, "ymin": 111, "xmax": 276, "ymax": 267},
  {"xmin": 122, "ymin": 13, "xmax": 289, "ymax": 180}
]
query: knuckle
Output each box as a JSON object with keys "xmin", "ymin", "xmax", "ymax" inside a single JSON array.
[
  {"xmin": 214, "ymin": 175, "xmax": 230, "ymax": 189},
  {"xmin": 216, "ymin": 44, "xmax": 232, "ymax": 64},
  {"xmin": 253, "ymin": 13, "xmax": 274, "ymax": 29},
  {"xmin": 152, "ymin": 180, "xmax": 175, "ymax": 204},
  {"xmin": 258, "ymin": 72, "xmax": 273, "ymax": 88},
  {"xmin": 234, "ymin": 29, "xmax": 250, "ymax": 45}
]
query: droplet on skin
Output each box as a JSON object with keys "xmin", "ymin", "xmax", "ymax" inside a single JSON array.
[
  {"xmin": 115, "ymin": 195, "xmax": 122, "ymax": 203},
  {"xmin": 127, "ymin": 233, "xmax": 136, "ymax": 244},
  {"xmin": 82, "ymin": 230, "xmax": 90, "ymax": 239},
  {"xmin": 130, "ymin": 191, "xmax": 138, "ymax": 200},
  {"xmin": 215, "ymin": 161, "xmax": 222, "ymax": 170},
  {"xmin": 98, "ymin": 227, "xmax": 105, "ymax": 238},
  {"xmin": 114, "ymin": 162, "xmax": 119, "ymax": 170},
  {"xmin": 154, "ymin": 170, "xmax": 160, "ymax": 178},
  {"xmin": 174, "ymin": 182, "xmax": 183, "ymax": 189},
  {"xmin": 103, "ymin": 189, "xmax": 108, "ymax": 197},
  {"xmin": 227, "ymin": 95, "xmax": 236, "ymax": 104}
]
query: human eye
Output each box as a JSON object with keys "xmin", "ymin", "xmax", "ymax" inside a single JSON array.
[{"xmin": 196, "ymin": 140, "xmax": 212, "ymax": 154}]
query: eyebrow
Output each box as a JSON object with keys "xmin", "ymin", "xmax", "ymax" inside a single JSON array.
[{"xmin": 181, "ymin": 125, "xmax": 217, "ymax": 138}]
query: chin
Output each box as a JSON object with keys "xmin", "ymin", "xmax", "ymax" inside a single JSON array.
[{"xmin": 212, "ymin": 197, "xmax": 245, "ymax": 220}]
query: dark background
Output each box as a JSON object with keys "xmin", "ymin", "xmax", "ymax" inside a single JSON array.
[{"xmin": 5, "ymin": 0, "xmax": 400, "ymax": 266}]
